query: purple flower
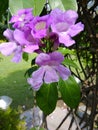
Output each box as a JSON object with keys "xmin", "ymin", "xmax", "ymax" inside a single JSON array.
[
  {"xmin": 49, "ymin": 9, "xmax": 84, "ymax": 47},
  {"xmin": 0, "ymin": 29, "xmax": 22, "ymax": 62},
  {"xmin": 27, "ymin": 52, "xmax": 71, "ymax": 90},
  {"xmin": 29, "ymin": 15, "xmax": 50, "ymax": 39},
  {"xmin": 0, "ymin": 29, "xmax": 39, "ymax": 62},
  {"xmin": 13, "ymin": 29, "xmax": 39, "ymax": 53},
  {"xmin": 9, "ymin": 8, "xmax": 34, "ymax": 29}
]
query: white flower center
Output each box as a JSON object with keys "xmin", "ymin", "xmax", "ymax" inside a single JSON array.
[
  {"xmin": 35, "ymin": 21, "xmax": 46, "ymax": 31},
  {"xmin": 18, "ymin": 14, "xmax": 25, "ymax": 21},
  {"xmin": 55, "ymin": 22, "xmax": 69, "ymax": 32}
]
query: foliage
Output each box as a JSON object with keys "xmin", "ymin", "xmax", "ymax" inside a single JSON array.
[
  {"xmin": 0, "ymin": 107, "xmax": 26, "ymax": 130},
  {"xmin": 49, "ymin": 0, "xmax": 77, "ymax": 11},
  {"xmin": 36, "ymin": 83, "xmax": 58, "ymax": 115},
  {"xmin": 9, "ymin": 0, "xmax": 46, "ymax": 16},
  {"xmin": 0, "ymin": 0, "xmax": 8, "ymax": 20},
  {"xmin": 0, "ymin": 0, "xmax": 8, "ymax": 40},
  {"xmin": 59, "ymin": 76, "xmax": 81, "ymax": 108}
]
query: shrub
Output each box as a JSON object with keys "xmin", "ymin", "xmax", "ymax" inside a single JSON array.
[{"xmin": 0, "ymin": 107, "xmax": 26, "ymax": 130}]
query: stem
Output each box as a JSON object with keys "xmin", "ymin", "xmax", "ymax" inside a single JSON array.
[
  {"xmin": 56, "ymin": 109, "xmax": 72, "ymax": 130},
  {"xmin": 72, "ymin": 110, "xmax": 82, "ymax": 130},
  {"xmin": 33, "ymin": 91, "xmax": 37, "ymax": 106},
  {"xmin": 41, "ymin": 114, "xmax": 48, "ymax": 130},
  {"xmin": 7, "ymin": 8, "xmax": 10, "ymax": 29}
]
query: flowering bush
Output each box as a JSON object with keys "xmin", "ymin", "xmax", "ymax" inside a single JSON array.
[{"xmin": 0, "ymin": 8, "xmax": 84, "ymax": 115}]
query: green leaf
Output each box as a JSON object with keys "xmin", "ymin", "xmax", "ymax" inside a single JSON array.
[
  {"xmin": 32, "ymin": 0, "xmax": 46, "ymax": 16},
  {"xmin": 9, "ymin": 0, "xmax": 23, "ymax": 15},
  {"xmin": 24, "ymin": 66, "xmax": 38, "ymax": 77},
  {"xmin": 49, "ymin": 0, "xmax": 78, "ymax": 11},
  {"xmin": 36, "ymin": 83, "xmax": 58, "ymax": 115},
  {"xmin": 63, "ymin": 59, "xmax": 80, "ymax": 69},
  {"xmin": 22, "ymin": 52, "xmax": 29, "ymax": 62},
  {"xmin": 59, "ymin": 76, "xmax": 81, "ymax": 108},
  {"xmin": 9, "ymin": 0, "xmax": 46, "ymax": 16},
  {"xmin": 0, "ymin": 0, "xmax": 8, "ymax": 40},
  {"xmin": 57, "ymin": 48, "xmax": 75, "ymax": 55}
]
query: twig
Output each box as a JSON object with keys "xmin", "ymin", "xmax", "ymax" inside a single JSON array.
[
  {"xmin": 56, "ymin": 109, "xmax": 72, "ymax": 130},
  {"xmin": 72, "ymin": 110, "xmax": 82, "ymax": 130}
]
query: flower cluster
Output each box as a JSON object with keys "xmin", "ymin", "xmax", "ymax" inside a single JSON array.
[{"xmin": 0, "ymin": 8, "xmax": 84, "ymax": 90}]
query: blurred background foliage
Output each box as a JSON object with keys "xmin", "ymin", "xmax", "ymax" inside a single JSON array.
[
  {"xmin": 0, "ymin": 0, "xmax": 9, "ymax": 40},
  {"xmin": 0, "ymin": 107, "xmax": 26, "ymax": 130}
]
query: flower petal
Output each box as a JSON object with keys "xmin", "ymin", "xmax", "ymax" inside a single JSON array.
[
  {"xmin": 9, "ymin": 8, "xmax": 33, "ymax": 28},
  {"xmin": 55, "ymin": 65, "xmax": 71, "ymax": 80},
  {"xmin": 27, "ymin": 78, "xmax": 43, "ymax": 91},
  {"xmin": 49, "ymin": 8, "xmax": 63, "ymax": 24},
  {"xmin": 50, "ymin": 51, "xmax": 64, "ymax": 64},
  {"xmin": 32, "ymin": 66, "xmax": 45, "ymax": 80},
  {"xmin": 14, "ymin": 29, "xmax": 29, "ymax": 45},
  {"xmin": 64, "ymin": 10, "xmax": 78, "ymax": 25},
  {"xmin": 0, "ymin": 42, "xmax": 17, "ymax": 56},
  {"xmin": 51, "ymin": 22, "xmax": 69, "ymax": 33},
  {"xmin": 59, "ymin": 33, "xmax": 75, "ymax": 47},
  {"xmin": 12, "ymin": 46, "xmax": 22, "ymax": 63},
  {"xmin": 32, "ymin": 29, "xmax": 47, "ymax": 39},
  {"xmin": 23, "ymin": 44, "xmax": 39, "ymax": 53},
  {"xmin": 3, "ymin": 29, "xmax": 14, "ymax": 41},
  {"xmin": 36, "ymin": 52, "xmax": 64, "ymax": 66},
  {"xmin": 27, "ymin": 67, "xmax": 45, "ymax": 90},
  {"xmin": 36, "ymin": 53, "xmax": 51, "ymax": 66},
  {"xmin": 9, "ymin": 15, "xmax": 19, "ymax": 23},
  {"xmin": 68, "ymin": 22, "xmax": 84, "ymax": 37},
  {"xmin": 44, "ymin": 66, "xmax": 59, "ymax": 83}
]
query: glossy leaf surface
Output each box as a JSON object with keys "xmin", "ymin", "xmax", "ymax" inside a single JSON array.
[{"xmin": 36, "ymin": 83, "xmax": 58, "ymax": 115}]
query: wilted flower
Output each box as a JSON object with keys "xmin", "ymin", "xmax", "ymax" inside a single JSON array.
[{"xmin": 27, "ymin": 52, "xmax": 71, "ymax": 90}]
